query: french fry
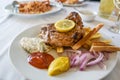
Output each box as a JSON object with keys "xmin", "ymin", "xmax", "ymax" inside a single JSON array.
[
  {"xmin": 72, "ymin": 28, "xmax": 96, "ymax": 50},
  {"xmin": 89, "ymin": 41, "xmax": 120, "ymax": 52},
  {"xmin": 72, "ymin": 23, "xmax": 104, "ymax": 50},
  {"xmin": 90, "ymin": 46, "xmax": 120, "ymax": 52},
  {"xmin": 85, "ymin": 40, "xmax": 92, "ymax": 46},
  {"xmin": 83, "ymin": 27, "xmax": 91, "ymax": 32},
  {"xmin": 93, "ymin": 23, "xmax": 104, "ymax": 33},
  {"xmin": 90, "ymin": 33, "xmax": 101, "ymax": 39},
  {"xmin": 82, "ymin": 43, "xmax": 90, "ymax": 50},
  {"xmin": 84, "ymin": 27, "xmax": 101, "ymax": 39},
  {"xmin": 91, "ymin": 42, "xmax": 111, "ymax": 46},
  {"xmin": 101, "ymin": 40, "xmax": 112, "ymax": 44},
  {"xmin": 57, "ymin": 47, "xmax": 64, "ymax": 53}
]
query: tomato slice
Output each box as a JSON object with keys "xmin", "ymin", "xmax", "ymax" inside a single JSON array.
[{"xmin": 28, "ymin": 52, "xmax": 54, "ymax": 69}]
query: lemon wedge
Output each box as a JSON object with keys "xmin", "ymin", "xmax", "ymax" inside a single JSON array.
[{"xmin": 54, "ymin": 19, "xmax": 75, "ymax": 32}]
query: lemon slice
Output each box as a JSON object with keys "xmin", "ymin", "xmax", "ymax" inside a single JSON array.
[{"xmin": 54, "ymin": 19, "xmax": 75, "ymax": 32}]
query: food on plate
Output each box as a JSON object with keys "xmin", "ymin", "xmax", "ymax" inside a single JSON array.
[
  {"xmin": 83, "ymin": 27, "xmax": 101, "ymax": 40},
  {"xmin": 56, "ymin": 47, "xmax": 64, "ymax": 53},
  {"xmin": 48, "ymin": 57, "xmax": 70, "ymax": 76},
  {"xmin": 58, "ymin": 0, "xmax": 79, "ymax": 4},
  {"xmin": 90, "ymin": 42, "xmax": 120, "ymax": 52},
  {"xmin": 54, "ymin": 19, "xmax": 75, "ymax": 32},
  {"xmin": 82, "ymin": 27, "xmax": 112, "ymax": 49},
  {"xmin": 91, "ymin": 42, "xmax": 111, "ymax": 46},
  {"xmin": 18, "ymin": 0, "xmax": 52, "ymax": 14},
  {"xmin": 39, "ymin": 12, "xmax": 84, "ymax": 47},
  {"xmin": 28, "ymin": 52, "xmax": 54, "ymax": 69},
  {"xmin": 19, "ymin": 12, "xmax": 120, "ymax": 76},
  {"xmin": 72, "ymin": 23, "xmax": 104, "ymax": 50},
  {"xmin": 20, "ymin": 37, "xmax": 51, "ymax": 53},
  {"xmin": 65, "ymin": 50, "xmax": 104, "ymax": 70}
]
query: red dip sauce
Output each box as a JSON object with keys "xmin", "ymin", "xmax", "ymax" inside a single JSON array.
[{"xmin": 28, "ymin": 52, "xmax": 54, "ymax": 69}]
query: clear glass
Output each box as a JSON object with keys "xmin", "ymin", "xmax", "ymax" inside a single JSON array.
[
  {"xmin": 98, "ymin": 0, "xmax": 114, "ymax": 19},
  {"xmin": 109, "ymin": 0, "xmax": 120, "ymax": 33}
]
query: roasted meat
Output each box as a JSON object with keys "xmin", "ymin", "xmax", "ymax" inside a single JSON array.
[{"xmin": 39, "ymin": 12, "xmax": 84, "ymax": 47}]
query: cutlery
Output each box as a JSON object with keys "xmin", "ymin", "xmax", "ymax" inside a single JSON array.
[
  {"xmin": 0, "ymin": 1, "xmax": 19, "ymax": 24},
  {"xmin": 12, "ymin": 0, "xmax": 19, "ymax": 13}
]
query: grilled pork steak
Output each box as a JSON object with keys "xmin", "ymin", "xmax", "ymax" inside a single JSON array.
[{"xmin": 39, "ymin": 12, "xmax": 84, "ymax": 47}]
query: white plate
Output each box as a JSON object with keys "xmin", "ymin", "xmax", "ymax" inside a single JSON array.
[
  {"xmin": 4, "ymin": 1, "xmax": 63, "ymax": 17},
  {"xmin": 63, "ymin": 0, "xmax": 87, "ymax": 7},
  {"xmin": 9, "ymin": 24, "xmax": 118, "ymax": 80}
]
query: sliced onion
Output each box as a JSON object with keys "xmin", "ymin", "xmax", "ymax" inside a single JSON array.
[
  {"xmin": 92, "ymin": 50, "xmax": 99, "ymax": 57},
  {"xmin": 79, "ymin": 53, "xmax": 94, "ymax": 71},
  {"xmin": 63, "ymin": 50, "xmax": 109, "ymax": 71},
  {"xmin": 79, "ymin": 55, "xmax": 87, "ymax": 71},
  {"xmin": 70, "ymin": 55, "xmax": 78, "ymax": 67},
  {"xmin": 87, "ymin": 52, "xmax": 104, "ymax": 66},
  {"xmin": 72, "ymin": 53, "xmax": 87, "ymax": 67}
]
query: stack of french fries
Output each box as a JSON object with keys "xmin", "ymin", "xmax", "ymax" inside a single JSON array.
[
  {"xmin": 90, "ymin": 42, "xmax": 120, "ymax": 52},
  {"xmin": 72, "ymin": 23, "xmax": 120, "ymax": 52},
  {"xmin": 57, "ymin": 23, "xmax": 120, "ymax": 53}
]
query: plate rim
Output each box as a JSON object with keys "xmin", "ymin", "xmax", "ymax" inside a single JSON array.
[{"xmin": 4, "ymin": 1, "xmax": 63, "ymax": 17}]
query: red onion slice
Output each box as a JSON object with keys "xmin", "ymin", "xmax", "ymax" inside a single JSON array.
[
  {"xmin": 87, "ymin": 52, "xmax": 104, "ymax": 66},
  {"xmin": 72, "ymin": 53, "xmax": 87, "ymax": 67},
  {"xmin": 80, "ymin": 53, "xmax": 94, "ymax": 70},
  {"xmin": 64, "ymin": 49, "xmax": 109, "ymax": 71}
]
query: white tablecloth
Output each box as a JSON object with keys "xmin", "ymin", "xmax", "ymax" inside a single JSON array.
[{"xmin": 0, "ymin": 0, "xmax": 120, "ymax": 80}]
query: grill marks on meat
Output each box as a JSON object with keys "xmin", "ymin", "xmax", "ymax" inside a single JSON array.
[{"xmin": 39, "ymin": 12, "xmax": 84, "ymax": 47}]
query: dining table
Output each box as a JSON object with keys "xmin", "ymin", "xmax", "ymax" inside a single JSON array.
[{"xmin": 0, "ymin": 0, "xmax": 120, "ymax": 80}]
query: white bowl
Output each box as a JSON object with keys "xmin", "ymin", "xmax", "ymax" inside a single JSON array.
[{"xmin": 78, "ymin": 9, "xmax": 97, "ymax": 22}]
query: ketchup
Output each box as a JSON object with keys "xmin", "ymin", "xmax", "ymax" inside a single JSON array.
[{"xmin": 28, "ymin": 52, "xmax": 54, "ymax": 69}]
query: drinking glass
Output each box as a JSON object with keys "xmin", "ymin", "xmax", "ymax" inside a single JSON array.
[
  {"xmin": 98, "ymin": 0, "xmax": 114, "ymax": 19},
  {"xmin": 109, "ymin": 0, "xmax": 120, "ymax": 33}
]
